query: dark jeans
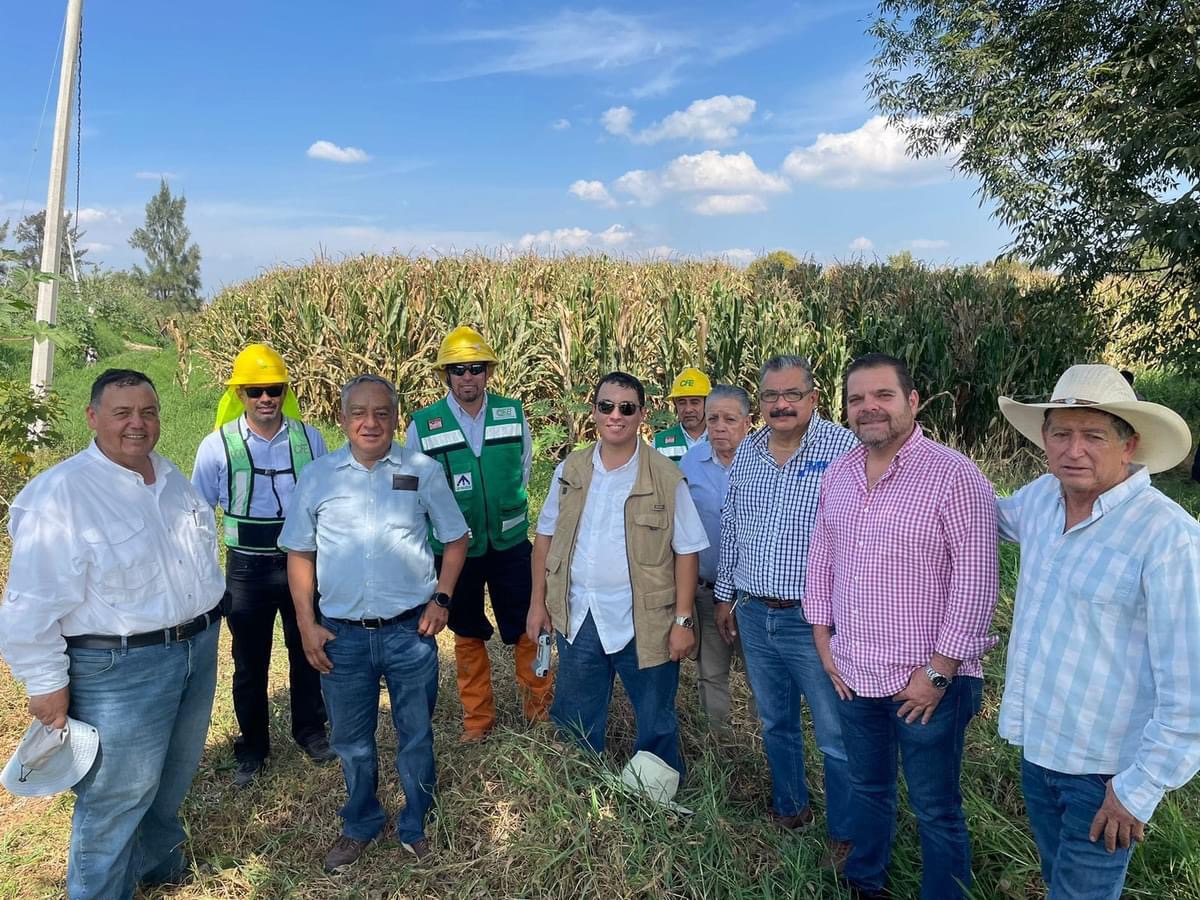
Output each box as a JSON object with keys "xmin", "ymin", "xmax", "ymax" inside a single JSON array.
[
  {"xmin": 551, "ymin": 611, "xmax": 685, "ymax": 777},
  {"xmin": 837, "ymin": 676, "xmax": 983, "ymax": 899},
  {"xmin": 436, "ymin": 539, "xmax": 532, "ymax": 644},
  {"xmin": 319, "ymin": 612, "xmax": 439, "ymax": 845},
  {"xmin": 1021, "ymin": 759, "xmax": 1134, "ymax": 899},
  {"xmin": 225, "ymin": 550, "xmax": 326, "ymax": 763}
]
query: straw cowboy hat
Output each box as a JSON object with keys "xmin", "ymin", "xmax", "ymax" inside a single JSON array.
[
  {"xmin": 998, "ymin": 364, "xmax": 1193, "ymax": 474},
  {"xmin": 2, "ymin": 718, "xmax": 100, "ymax": 797}
]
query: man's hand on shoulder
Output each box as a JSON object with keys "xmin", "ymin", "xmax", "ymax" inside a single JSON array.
[
  {"xmin": 28, "ymin": 686, "xmax": 69, "ymax": 729},
  {"xmin": 1090, "ymin": 780, "xmax": 1146, "ymax": 852}
]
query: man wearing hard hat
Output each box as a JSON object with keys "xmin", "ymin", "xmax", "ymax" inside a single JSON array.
[
  {"xmin": 654, "ymin": 367, "xmax": 711, "ymax": 463},
  {"xmin": 192, "ymin": 344, "xmax": 333, "ymax": 787},
  {"xmin": 406, "ymin": 326, "xmax": 552, "ymax": 742}
]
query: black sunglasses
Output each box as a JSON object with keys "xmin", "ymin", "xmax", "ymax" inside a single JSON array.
[
  {"xmin": 244, "ymin": 385, "xmax": 285, "ymax": 399},
  {"xmin": 446, "ymin": 363, "xmax": 488, "ymax": 376},
  {"xmin": 596, "ymin": 399, "xmax": 640, "ymax": 417}
]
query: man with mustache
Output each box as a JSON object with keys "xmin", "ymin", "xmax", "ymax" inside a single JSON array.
[
  {"xmin": 714, "ymin": 355, "xmax": 857, "ymax": 851},
  {"xmin": 192, "ymin": 343, "xmax": 333, "ymax": 787},
  {"xmin": 654, "ymin": 367, "xmax": 711, "ymax": 463},
  {"xmin": 805, "ymin": 353, "xmax": 999, "ymax": 899}
]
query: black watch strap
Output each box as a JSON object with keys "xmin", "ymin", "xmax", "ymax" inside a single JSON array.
[{"xmin": 432, "ymin": 591, "xmax": 453, "ymax": 609}]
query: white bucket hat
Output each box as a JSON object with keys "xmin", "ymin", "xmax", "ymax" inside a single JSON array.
[
  {"xmin": 617, "ymin": 751, "xmax": 693, "ymax": 816},
  {"xmin": 998, "ymin": 364, "xmax": 1193, "ymax": 474},
  {"xmin": 1, "ymin": 718, "xmax": 100, "ymax": 797}
]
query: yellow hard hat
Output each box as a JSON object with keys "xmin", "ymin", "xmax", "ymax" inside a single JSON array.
[
  {"xmin": 435, "ymin": 326, "xmax": 499, "ymax": 369},
  {"xmin": 667, "ymin": 367, "xmax": 712, "ymax": 399},
  {"xmin": 227, "ymin": 343, "xmax": 290, "ymax": 386}
]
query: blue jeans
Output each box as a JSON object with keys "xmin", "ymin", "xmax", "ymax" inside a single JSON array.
[
  {"xmin": 319, "ymin": 614, "xmax": 438, "ymax": 845},
  {"xmin": 1021, "ymin": 759, "xmax": 1134, "ymax": 899},
  {"xmin": 551, "ymin": 612, "xmax": 684, "ymax": 777},
  {"xmin": 65, "ymin": 620, "xmax": 220, "ymax": 900},
  {"xmin": 735, "ymin": 595, "xmax": 852, "ymax": 838},
  {"xmin": 836, "ymin": 675, "xmax": 983, "ymax": 899}
]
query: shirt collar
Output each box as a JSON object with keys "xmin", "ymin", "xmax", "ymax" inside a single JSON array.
[
  {"xmin": 333, "ymin": 441, "xmax": 405, "ymax": 470},
  {"xmin": 1056, "ymin": 464, "xmax": 1151, "ymax": 519},
  {"xmin": 592, "ymin": 440, "xmax": 640, "ymax": 474},
  {"xmin": 238, "ymin": 413, "xmax": 290, "ymax": 444},
  {"xmin": 753, "ymin": 412, "xmax": 829, "ymax": 461},
  {"xmin": 446, "ymin": 392, "xmax": 487, "ymax": 423},
  {"xmin": 85, "ymin": 440, "xmax": 170, "ymax": 485}
]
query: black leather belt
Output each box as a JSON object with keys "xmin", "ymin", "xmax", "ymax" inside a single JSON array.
[
  {"xmin": 328, "ymin": 605, "xmax": 423, "ymax": 630},
  {"xmin": 754, "ymin": 595, "xmax": 796, "ymax": 609},
  {"xmin": 65, "ymin": 604, "xmax": 223, "ymax": 650}
]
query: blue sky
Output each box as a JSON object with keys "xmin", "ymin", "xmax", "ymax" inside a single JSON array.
[{"xmin": 0, "ymin": 1, "xmax": 1010, "ymax": 293}]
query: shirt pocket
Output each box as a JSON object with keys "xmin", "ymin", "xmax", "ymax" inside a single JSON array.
[
  {"xmin": 81, "ymin": 517, "xmax": 164, "ymax": 602},
  {"xmin": 1066, "ymin": 543, "xmax": 1139, "ymax": 610}
]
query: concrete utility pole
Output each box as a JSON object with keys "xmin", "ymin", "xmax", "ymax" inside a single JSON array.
[{"xmin": 30, "ymin": 0, "xmax": 84, "ymax": 394}]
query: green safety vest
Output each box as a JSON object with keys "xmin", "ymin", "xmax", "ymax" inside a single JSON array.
[
  {"xmin": 410, "ymin": 393, "xmax": 528, "ymax": 557},
  {"xmin": 220, "ymin": 416, "xmax": 314, "ymax": 552},
  {"xmin": 653, "ymin": 422, "xmax": 703, "ymax": 463}
]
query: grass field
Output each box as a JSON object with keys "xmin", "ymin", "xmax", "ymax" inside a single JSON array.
[{"xmin": 1, "ymin": 348, "xmax": 1199, "ymax": 898}]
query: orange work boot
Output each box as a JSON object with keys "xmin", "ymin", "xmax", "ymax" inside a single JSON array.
[
  {"xmin": 454, "ymin": 635, "xmax": 496, "ymax": 742},
  {"xmin": 513, "ymin": 633, "xmax": 554, "ymax": 723}
]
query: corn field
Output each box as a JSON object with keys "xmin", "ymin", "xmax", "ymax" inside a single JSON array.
[{"xmin": 188, "ymin": 254, "xmax": 1099, "ymax": 451}]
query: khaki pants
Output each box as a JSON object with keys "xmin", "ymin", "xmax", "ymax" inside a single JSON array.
[{"xmin": 694, "ymin": 583, "xmax": 756, "ymax": 729}]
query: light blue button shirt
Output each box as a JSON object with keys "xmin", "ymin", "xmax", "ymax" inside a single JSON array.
[
  {"xmin": 278, "ymin": 442, "xmax": 468, "ymax": 619},
  {"xmin": 679, "ymin": 440, "xmax": 730, "ymax": 582},
  {"xmin": 998, "ymin": 467, "xmax": 1200, "ymax": 822}
]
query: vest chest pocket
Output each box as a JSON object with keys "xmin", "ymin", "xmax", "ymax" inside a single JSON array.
[{"xmin": 630, "ymin": 511, "xmax": 672, "ymax": 566}]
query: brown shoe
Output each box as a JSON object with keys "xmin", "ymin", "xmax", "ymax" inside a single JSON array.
[
  {"xmin": 459, "ymin": 728, "xmax": 492, "ymax": 744},
  {"xmin": 770, "ymin": 807, "xmax": 815, "ymax": 831},
  {"xmin": 821, "ymin": 839, "xmax": 853, "ymax": 872},
  {"xmin": 323, "ymin": 835, "xmax": 371, "ymax": 873},
  {"xmin": 401, "ymin": 837, "xmax": 433, "ymax": 861}
]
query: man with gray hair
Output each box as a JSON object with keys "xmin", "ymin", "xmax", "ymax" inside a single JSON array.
[
  {"xmin": 714, "ymin": 356, "xmax": 857, "ymax": 850},
  {"xmin": 280, "ymin": 374, "xmax": 470, "ymax": 872},
  {"xmin": 680, "ymin": 383, "xmax": 756, "ymax": 731}
]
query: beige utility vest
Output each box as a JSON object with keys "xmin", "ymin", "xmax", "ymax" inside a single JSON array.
[{"xmin": 544, "ymin": 442, "xmax": 682, "ymax": 669}]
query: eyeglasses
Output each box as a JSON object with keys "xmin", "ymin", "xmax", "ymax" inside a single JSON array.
[
  {"xmin": 596, "ymin": 399, "xmax": 640, "ymax": 417},
  {"xmin": 244, "ymin": 385, "xmax": 285, "ymax": 399},
  {"xmin": 446, "ymin": 363, "xmax": 488, "ymax": 377},
  {"xmin": 758, "ymin": 388, "xmax": 814, "ymax": 404}
]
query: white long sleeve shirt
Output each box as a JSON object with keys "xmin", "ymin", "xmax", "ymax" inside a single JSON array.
[{"xmin": 0, "ymin": 443, "xmax": 226, "ymax": 695}]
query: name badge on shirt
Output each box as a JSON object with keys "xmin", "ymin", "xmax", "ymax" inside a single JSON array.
[
  {"xmin": 798, "ymin": 460, "xmax": 829, "ymax": 478},
  {"xmin": 392, "ymin": 474, "xmax": 418, "ymax": 491}
]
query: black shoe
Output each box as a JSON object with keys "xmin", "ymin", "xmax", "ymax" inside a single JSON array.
[
  {"xmin": 301, "ymin": 735, "xmax": 336, "ymax": 765},
  {"xmin": 233, "ymin": 757, "xmax": 266, "ymax": 788}
]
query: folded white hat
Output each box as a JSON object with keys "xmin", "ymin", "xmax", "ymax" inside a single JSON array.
[
  {"xmin": 617, "ymin": 750, "xmax": 693, "ymax": 816},
  {"xmin": 1, "ymin": 718, "xmax": 100, "ymax": 797},
  {"xmin": 998, "ymin": 364, "xmax": 1193, "ymax": 474}
]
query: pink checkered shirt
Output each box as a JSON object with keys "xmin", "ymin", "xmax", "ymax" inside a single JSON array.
[{"xmin": 802, "ymin": 425, "xmax": 999, "ymax": 697}]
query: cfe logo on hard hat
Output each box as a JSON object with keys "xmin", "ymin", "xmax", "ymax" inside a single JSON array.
[{"xmin": 680, "ymin": 379, "xmax": 695, "ymax": 387}]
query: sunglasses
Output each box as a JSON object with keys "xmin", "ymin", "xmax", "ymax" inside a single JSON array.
[
  {"xmin": 244, "ymin": 385, "xmax": 285, "ymax": 399},
  {"xmin": 446, "ymin": 363, "xmax": 488, "ymax": 376},
  {"xmin": 596, "ymin": 399, "xmax": 640, "ymax": 417}
]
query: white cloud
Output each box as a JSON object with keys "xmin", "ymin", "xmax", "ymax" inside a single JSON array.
[
  {"xmin": 629, "ymin": 95, "xmax": 756, "ymax": 144},
  {"xmin": 78, "ymin": 241, "xmax": 112, "ymax": 253},
  {"xmin": 910, "ymin": 238, "xmax": 950, "ymax": 250},
  {"xmin": 517, "ymin": 224, "xmax": 635, "ymax": 251},
  {"xmin": 602, "ymin": 106, "xmax": 635, "ymax": 136},
  {"xmin": 569, "ymin": 179, "xmax": 617, "ymax": 208},
  {"xmin": 75, "ymin": 207, "xmax": 120, "ymax": 225},
  {"xmin": 551, "ymin": 118, "xmax": 571, "ymax": 130},
  {"xmin": 661, "ymin": 151, "xmax": 788, "ymax": 194},
  {"xmin": 134, "ymin": 171, "xmax": 178, "ymax": 180},
  {"xmin": 691, "ymin": 194, "xmax": 767, "ymax": 215},
  {"xmin": 712, "ymin": 248, "xmax": 757, "ymax": 265},
  {"xmin": 612, "ymin": 169, "xmax": 663, "ymax": 206},
  {"xmin": 849, "ymin": 236, "xmax": 874, "ymax": 252},
  {"xmin": 306, "ymin": 140, "xmax": 371, "ymax": 164},
  {"xmin": 782, "ymin": 116, "xmax": 958, "ymax": 189},
  {"xmin": 643, "ymin": 244, "xmax": 678, "ymax": 258}
]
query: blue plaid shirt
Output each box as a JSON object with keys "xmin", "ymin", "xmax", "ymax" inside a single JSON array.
[
  {"xmin": 716, "ymin": 415, "xmax": 857, "ymax": 603},
  {"xmin": 998, "ymin": 467, "xmax": 1200, "ymax": 823}
]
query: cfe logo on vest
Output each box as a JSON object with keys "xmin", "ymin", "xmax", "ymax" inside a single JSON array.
[{"xmin": 454, "ymin": 472, "xmax": 474, "ymax": 492}]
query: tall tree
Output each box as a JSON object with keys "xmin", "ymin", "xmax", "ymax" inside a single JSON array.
[
  {"xmin": 129, "ymin": 179, "xmax": 203, "ymax": 312},
  {"xmin": 870, "ymin": 0, "xmax": 1200, "ymax": 364},
  {"xmin": 13, "ymin": 210, "xmax": 88, "ymax": 274}
]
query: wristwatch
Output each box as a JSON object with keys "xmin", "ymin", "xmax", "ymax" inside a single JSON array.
[
  {"xmin": 432, "ymin": 591, "xmax": 453, "ymax": 610},
  {"xmin": 674, "ymin": 615, "xmax": 695, "ymax": 630},
  {"xmin": 924, "ymin": 664, "xmax": 952, "ymax": 690}
]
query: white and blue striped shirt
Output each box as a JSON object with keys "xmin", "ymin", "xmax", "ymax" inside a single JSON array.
[
  {"xmin": 998, "ymin": 467, "xmax": 1200, "ymax": 823},
  {"xmin": 716, "ymin": 415, "xmax": 857, "ymax": 602}
]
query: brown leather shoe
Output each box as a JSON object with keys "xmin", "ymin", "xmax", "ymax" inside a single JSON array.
[
  {"xmin": 401, "ymin": 837, "xmax": 433, "ymax": 861},
  {"xmin": 770, "ymin": 806, "xmax": 815, "ymax": 831},
  {"xmin": 821, "ymin": 839, "xmax": 853, "ymax": 872},
  {"xmin": 459, "ymin": 728, "xmax": 492, "ymax": 744},
  {"xmin": 323, "ymin": 835, "xmax": 371, "ymax": 873}
]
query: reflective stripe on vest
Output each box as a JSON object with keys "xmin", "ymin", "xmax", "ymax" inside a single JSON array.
[{"xmin": 219, "ymin": 417, "xmax": 314, "ymax": 551}]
